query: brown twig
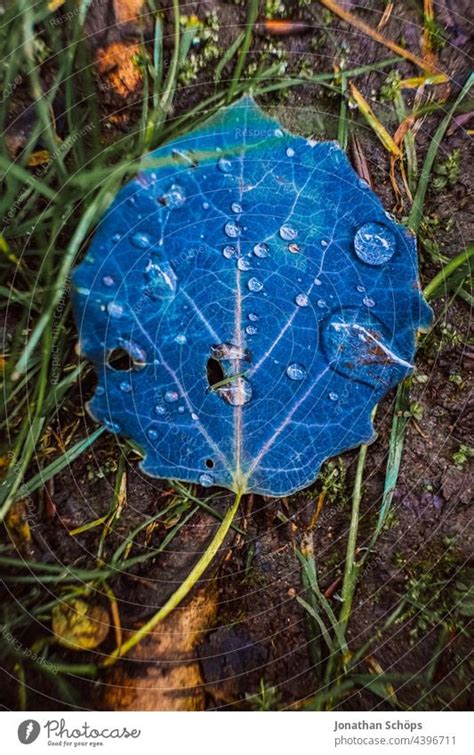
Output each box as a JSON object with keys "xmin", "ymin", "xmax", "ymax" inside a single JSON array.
[{"xmin": 318, "ymin": 0, "xmax": 443, "ymax": 76}]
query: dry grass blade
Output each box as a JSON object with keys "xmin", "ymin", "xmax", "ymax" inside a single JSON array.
[
  {"xmin": 349, "ymin": 83, "xmax": 401, "ymax": 157},
  {"xmin": 318, "ymin": 0, "xmax": 444, "ymax": 76}
]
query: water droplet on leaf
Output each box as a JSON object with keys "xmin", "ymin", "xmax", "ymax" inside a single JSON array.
[
  {"xmin": 295, "ymin": 293, "xmax": 309, "ymax": 307},
  {"xmin": 279, "ymin": 225, "xmax": 297, "ymax": 241},
  {"xmin": 248, "ymin": 277, "xmax": 263, "ymax": 292},
  {"xmin": 131, "ymin": 232, "xmax": 151, "ymax": 249},
  {"xmin": 238, "ymin": 257, "xmax": 251, "ymax": 271},
  {"xmin": 224, "ymin": 220, "xmax": 241, "ymax": 238},
  {"xmin": 217, "ymin": 376, "xmax": 252, "ymax": 406},
  {"xmin": 107, "ymin": 302, "xmax": 124, "ymax": 318},
  {"xmin": 253, "ymin": 242, "xmax": 269, "ymax": 258},
  {"xmin": 164, "ymin": 390, "xmax": 179, "ymax": 403},
  {"xmin": 217, "ymin": 157, "xmax": 232, "ymax": 173},
  {"xmin": 354, "ymin": 222, "xmax": 396, "ymax": 266},
  {"xmin": 162, "ymin": 184, "xmax": 186, "ymax": 208},
  {"xmin": 199, "ymin": 472, "xmax": 214, "ymax": 487},
  {"xmin": 286, "ymin": 363, "xmax": 306, "ymax": 381}
]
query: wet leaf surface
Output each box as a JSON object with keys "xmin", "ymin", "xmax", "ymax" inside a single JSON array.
[{"xmin": 73, "ymin": 97, "xmax": 432, "ymax": 496}]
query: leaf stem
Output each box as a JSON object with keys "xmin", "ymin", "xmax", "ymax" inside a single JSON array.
[
  {"xmin": 101, "ymin": 490, "xmax": 242, "ymax": 666},
  {"xmin": 339, "ymin": 441, "xmax": 369, "ymax": 634}
]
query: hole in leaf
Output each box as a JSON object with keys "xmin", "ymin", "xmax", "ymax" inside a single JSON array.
[
  {"xmin": 205, "ymin": 459, "xmax": 214, "ymax": 469},
  {"xmin": 107, "ymin": 348, "xmax": 135, "ymax": 371},
  {"xmin": 206, "ymin": 357, "xmax": 225, "ymax": 389}
]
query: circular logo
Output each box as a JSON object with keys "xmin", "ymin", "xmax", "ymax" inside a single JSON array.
[{"xmin": 18, "ymin": 720, "xmax": 40, "ymax": 745}]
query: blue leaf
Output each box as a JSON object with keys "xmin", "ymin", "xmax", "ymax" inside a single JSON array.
[{"xmin": 72, "ymin": 96, "xmax": 432, "ymax": 496}]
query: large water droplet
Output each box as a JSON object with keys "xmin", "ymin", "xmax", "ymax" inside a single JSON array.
[
  {"xmin": 162, "ymin": 184, "xmax": 186, "ymax": 208},
  {"xmin": 102, "ymin": 275, "xmax": 115, "ymax": 287},
  {"xmin": 175, "ymin": 334, "xmax": 187, "ymax": 345},
  {"xmin": 237, "ymin": 257, "xmax": 251, "ymax": 271},
  {"xmin": 199, "ymin": 472, "xmax": 214, "ymax": 487},
  {"xmin": 217, "ymin": 376, "xmax": 253, "ymax": 406},
  {"xmin": 248, "ymin": 312, "xmax": 258, "ymax": 322},
  {"xmin": 363, "ymin": 296, "xmax": 376, "ymax": 308},
  {"xmin": 288, "ymin": 243, "xmax": 300, "ymax": 254},
  {"xmin": 295, "ymin": 293, "xmax": 309, "ymax": 307},
  {"xmin": 224, "ymin": 220, "xmax": 241, "ymax": 238},
  {"xmin": 248, "ymin": 277, "xmax": 263, "ymax": 292},
  {"xmin": 323, "ymin": 310, "xmax": 413, "ymax": 389},
  {"xmin": 279, "ymin": 224, "xmax": 297, "ymax": 241},
  {"xmin": 231, "ymin": 202, "xmax": 242, "ymax": 214},
  {"xmin": 246, "ymin": 325, "xmax": 257, "ymax": 335},
  {"xmin": 286, "ymin": 147, "xmax": 295, "ymax": 157},
  {"xmin": 253, "ymin": 242, "xmax": 269, "ymax": 258},
  {"xmin": 320, "ymin": 239, "xmax": 329, "ymax": 248},
  {"xmin": 286, "ymin": 363, "xmax": 306, "ymax": 381},
  {"xmin": 131, "ymin": 232, "xmax": 151, "ymax": 249},
  {"xmin": 211, "ymin": 343, "xmax": 248, "ymax": 361},
  {"xmin": 164, "ymin": 390, "xmax": 179, "ymax": 403},
  {"xmin": 354, "ymin": 222, "xmax": 396, "ymax": 266},
  {"xmin": 328, "ymin": 391, "xmax": 339, "ymax": 401},
  {"xmin": 314, "ymin": 277, "xmax": 322, "ymax": 286}
]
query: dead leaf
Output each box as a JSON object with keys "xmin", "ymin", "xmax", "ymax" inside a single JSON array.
[
  {"xmin": 52, "ymin": 598, "xmax": 110, "ymax": 650},
  {"xmin": 95, "ymin": 41, "xmax": 143, "ymax": 97}
]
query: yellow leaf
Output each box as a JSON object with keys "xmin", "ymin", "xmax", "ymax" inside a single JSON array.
[{"xmin": 52, "ymin": 598, "xmax": 110, "ymax": 651}]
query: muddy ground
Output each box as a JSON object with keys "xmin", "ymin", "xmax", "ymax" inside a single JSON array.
[{"xmin": 1, "ymin": 0, "xmax": 473, "ymax": 711}]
